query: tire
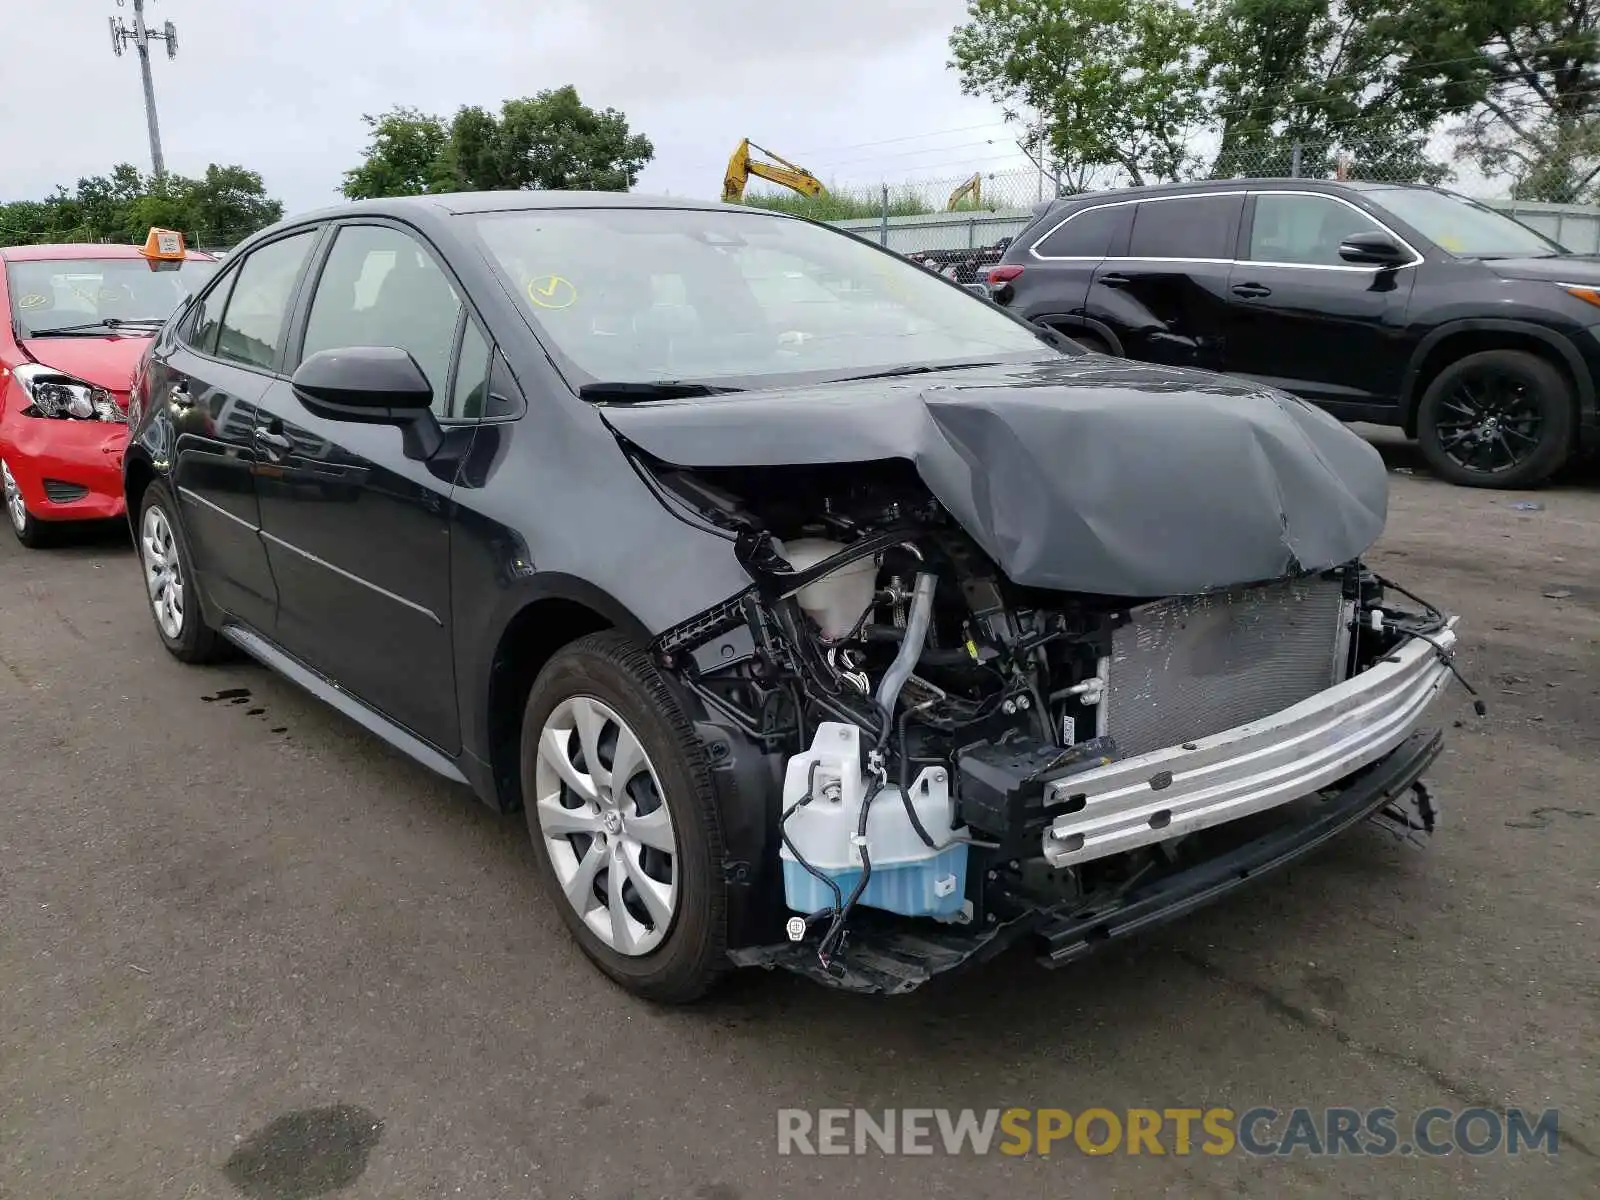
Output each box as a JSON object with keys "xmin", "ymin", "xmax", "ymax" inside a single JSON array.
[
  {"xmin": 136, "ymin": 481, "xmax": 228, "ymax": 663},
  {"xmin": 520, "ymin": 631, "xmax": 727, "ymax": 1003},
  {"xmin": 2, "ymin": 456, "xmax": 50, "ymax": 548},
  {"xmin": 1416, "ymin": 349, "xmax": 1575, "ymax": 488},
  {"xmin": 1068, "ymin": 330, "xmax": 1111, "ymax": 356}
]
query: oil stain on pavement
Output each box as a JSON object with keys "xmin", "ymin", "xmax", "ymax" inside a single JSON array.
[{"xmin": 223, "ymin": 1105, "xmax": 382, "ymax": 1199}]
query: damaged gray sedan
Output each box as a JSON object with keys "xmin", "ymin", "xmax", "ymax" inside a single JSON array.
[{"xmin": 125, "ymin": 192, "xmax": 1470, "ymax": 1001}]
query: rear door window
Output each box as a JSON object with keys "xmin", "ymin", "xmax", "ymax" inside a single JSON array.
[{"xmin": 1127, "ymin": 195, "xmax": 1243, "ymax": 261}]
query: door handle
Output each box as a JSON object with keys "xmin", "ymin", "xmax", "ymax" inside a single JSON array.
[
  {"xmin": 1231, "ymin": 282, "xmax": 1272, "ymax": 298},
  {"xmin": 1098, "ymin": 273, "xmax": 1131, "ymax": 288},
  {"xmin": 254, "ymin": 427, "xmax": 292, "ymax": 454}
]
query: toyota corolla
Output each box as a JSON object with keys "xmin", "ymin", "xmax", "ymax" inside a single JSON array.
[{"xmin": 123, "ymin": 193, "xmax": 1470, "ymax": 1001}]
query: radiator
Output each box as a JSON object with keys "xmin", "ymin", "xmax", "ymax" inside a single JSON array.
[{"xmin": 1103, "ymin": 573, "xmax": 1350, "ymax": 759}]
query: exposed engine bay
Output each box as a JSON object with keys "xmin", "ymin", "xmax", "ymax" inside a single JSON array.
[{"xmin": 639, "ymin": 456, "xmax": 1471, "ymax": 992}]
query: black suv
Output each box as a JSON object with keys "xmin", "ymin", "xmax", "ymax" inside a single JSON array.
[{"xmin": 987, "ymin": 179, "xmax": 1600, "ymax": 487}]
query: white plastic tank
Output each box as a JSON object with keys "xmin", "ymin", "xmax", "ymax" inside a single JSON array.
[
  {"xmin": 778, "ymin": 722, "xmax": 968, "ymax": 918},
  {"xmin": 777, "ymin": 538, "xmax": 878, "ymax": 640}
]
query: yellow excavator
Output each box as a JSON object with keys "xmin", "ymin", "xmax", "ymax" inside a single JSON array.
[
  {"xmin": 947, "ymin": 173, "xmax": 983, "ymax": 211},
  {"xmin": 722, "ymin": 139, "xmax": 826, "ymax": 204}
]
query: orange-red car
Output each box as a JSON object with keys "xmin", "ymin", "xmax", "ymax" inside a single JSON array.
[{"xmin": 1, "ymin": 231, "xmax": 216, "ymax": 546}]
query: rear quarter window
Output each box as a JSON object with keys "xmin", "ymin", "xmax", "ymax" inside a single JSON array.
[{"xmin": 1032, "ymin": 205, "xmax": 1128, "ymax": 259}]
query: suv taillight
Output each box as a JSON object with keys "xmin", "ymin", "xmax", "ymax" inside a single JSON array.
[{"xmin": 987, "ymin": 265, "xmax": 1024, "ymax": 285}]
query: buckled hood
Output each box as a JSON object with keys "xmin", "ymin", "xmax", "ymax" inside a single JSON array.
[
  {"xmin": 21, "ymin": 335, "xmax": 151, "ymax": 394},
  {"xmin": 599, "ymin": 357, "xmax": 1389, "ymax": 597}
]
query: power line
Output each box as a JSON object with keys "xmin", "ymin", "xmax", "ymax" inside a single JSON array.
[{"xmin": 109, "ymin": 0, "xmax": 179, "ymax": 178}]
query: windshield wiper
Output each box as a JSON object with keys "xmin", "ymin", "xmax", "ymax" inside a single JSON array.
[
  {"xmin": 578, "ymin": 380, "xmax": 745, "ymax": 403},
  {"xmin": 27, "ymin": 317, "xmax": 166, "ymax": 338},
  {"xmin": 830, "ymin": 361, "xmax": 1001, "ymax": 383}
]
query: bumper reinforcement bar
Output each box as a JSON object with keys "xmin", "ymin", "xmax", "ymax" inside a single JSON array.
[{"xmin": 1040, "ymin": 621, "xmax": 1457, "ymax": 867}]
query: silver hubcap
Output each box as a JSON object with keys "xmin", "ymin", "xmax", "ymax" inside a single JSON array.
[
  {"xmin": 140, "ymin": 506, "xmax": 185, "ymax": 640},
  {"xmin": 533, "ymin": 696, "xmax": 678, "ymax": 956},
  {"xmin": 1, "ymin": 459, "xmax": 25, "ymax": 535}
]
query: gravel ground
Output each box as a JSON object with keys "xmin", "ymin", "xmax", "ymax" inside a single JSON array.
[{"xmin": 1, "ymin": 429, "xmax": 1596, "ymax": 1199}]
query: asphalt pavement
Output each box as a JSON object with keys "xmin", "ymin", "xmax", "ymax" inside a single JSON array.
[{"xmin": 2, "ymin": 430, "xmax": 1596, "ymax": 1199}]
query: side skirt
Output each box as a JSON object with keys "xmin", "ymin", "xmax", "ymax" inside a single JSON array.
[{"xmin": 221, "ymin": 623, "xmax": 470, "ymax": 786}]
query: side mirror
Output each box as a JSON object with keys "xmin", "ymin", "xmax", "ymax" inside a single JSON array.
[
  {"xmin": 1338, "ymin": 232, "xmax": 1410, "ymax": 266},
  {"xmin": 291, "ymin": 346, "xmax": 442, "ymax": 460}
]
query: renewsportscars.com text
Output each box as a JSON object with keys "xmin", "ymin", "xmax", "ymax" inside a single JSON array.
[{"xmin": 776, "ymin": 1107, "xmax": 1562, "ymax": 1158}]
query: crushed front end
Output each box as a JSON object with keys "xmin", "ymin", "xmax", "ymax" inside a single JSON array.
[{"xmin": 640, "ymin": 458, "xmax": 1465, "ymax": 995}]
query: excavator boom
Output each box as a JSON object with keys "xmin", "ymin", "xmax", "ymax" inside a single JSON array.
[
  {"xmin": 947, "ymin": 172, "xmax": 982, "ymax": 211},
  {"xmin": 723, "ymin": 139, "xmax": 826, "ymax": 204}
]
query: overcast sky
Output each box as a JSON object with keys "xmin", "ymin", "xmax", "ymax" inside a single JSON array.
[{"xmin": 2, "ymin": 0, "xmax": 1042, "ymax": 213}]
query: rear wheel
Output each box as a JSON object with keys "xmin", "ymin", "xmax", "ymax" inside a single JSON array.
[
  {"xmin": 1417, "ymin": 349, "xmax": 1574, "ymax": 488},
  {"xmin": 1068, "ymin": 330, "xmax": 1112, "ymax": 356},
  {"xmin": 137, "ymin": 482, "xmax": 228, "ymax": 663},
  {"xmin": 2, "ymin": 457, "xmax": 49, "ymax": 548},
  {"xmin": 520, "ymin": 632, "xmax": 727, "ymax": 1003}
]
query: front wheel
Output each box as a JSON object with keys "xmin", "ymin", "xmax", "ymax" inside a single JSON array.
[
  {"xmin": 2, "ymin": 456, "xmax": 49, "ymax": 548},
  {"xmin": 1416, "ymin": 350, "xmax": 1574, "ymax": 488},
  {"xmin": 137, "ymin": 482, "xmax": 228, "ymax": 663},
  {"xmin": 520, "ymin": 632, "xmax": 727, "ymax": 1003}
]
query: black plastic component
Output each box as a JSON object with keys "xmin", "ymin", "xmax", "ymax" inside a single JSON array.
[
  {"xmin": 42, "ymin": 479, "xmax": 90, "ymax": 504},
  {"xmin": 689, "ymin": 623, "xmax": 757, "ymax": 675},
  {"xmin": 955, "ymin": 733, "xmax": 1120, "ymax": 848},
  {"xmin": 726, "ymin": 908, "xmax": 1029, "ymax": 995}
]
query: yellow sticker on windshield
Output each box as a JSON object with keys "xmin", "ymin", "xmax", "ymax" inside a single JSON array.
[
  {"xmin": 1437, "ymin": 233, "xmax": 1464, "ymax": 251},
  {"xmin": 527, "ymin": 275, "xmax": 577, "ymax": 309},
  {"xmin": 17, "ymin": 293, "xmax": 46, "ymax": 309}
]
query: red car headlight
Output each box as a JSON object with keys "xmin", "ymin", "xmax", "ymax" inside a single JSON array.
[{"xmin": 11, "ymin": 363, "xmax": 126, "ymax": 423}]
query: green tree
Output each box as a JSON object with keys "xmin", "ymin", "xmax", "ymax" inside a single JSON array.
[
  {"xmin": 949, "ymin": 0, "xmax": 1211, "ymax": 187},
  {"xmin": 1412, "ymin": 0, "xmax": 1600, "ymax": 200},
  {"xmin": 1, "ymin": 163, "xmax": 282, "ymax": 248},
  {"xmin": 1201, "ymin": 0, "xmax": 1484, "ymax": 183},
  {"xmin": 438, "ymin": 87, "xmax": 655, "ymax": 191},
  {"xmin": 342, "ymin": 88, "xmax": 654, "ymax": 199},
  {"xmin": 179, "ymin": 164, "xmax": 284, "ymax": 244},
  {"xmin": 340, "ymin": 107, "xmax": 453, "ymax": 199}
]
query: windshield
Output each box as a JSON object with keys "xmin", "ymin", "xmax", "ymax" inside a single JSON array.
[
  {"xmin": 1372, "ymin": 188, "xmax": 1567, "ymax": 258},
  {"xmin": 6, "ymin": 256, "xmax": 218, "ymax": 336},
  {"xmin": 468, "ymin": 207, "xmax": 1053, "ymax": 389}
]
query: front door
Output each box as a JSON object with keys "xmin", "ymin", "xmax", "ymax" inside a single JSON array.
[
  {"xmin": 158, "ymin": 229, "xmax": 320, "ymax": 631},
  {"xmin": 1087, "ymin": 192, "xmax": 1244, "ymax": 372},
  {"xmin": 253, "ymin": 221, "xmax": 479, "ymax": 753},
  {"xmin": 1224, "ymin": 191, "xmax": 1418, "ymax": 412}
]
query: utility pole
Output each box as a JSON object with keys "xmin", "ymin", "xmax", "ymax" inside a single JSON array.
[{"xmin": 109, "ymin": 0, "xmax": 178, "ymax": 178}]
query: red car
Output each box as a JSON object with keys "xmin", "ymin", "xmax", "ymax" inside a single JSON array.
[{"xmin": 1, "ymin": 231, "xmax": 216, "ymax": 546}]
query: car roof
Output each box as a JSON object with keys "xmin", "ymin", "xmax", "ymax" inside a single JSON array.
[
  {"xmin": 0, "ymin": 243, "xmax": 218, "ymax": 263},
  {"xmin": 284, "ymin": 190, "xmax": 747, "ymax": 225},
  {"xmin": 1049, "ymin": 178, "xmax": 1438, "ymax": 208}
]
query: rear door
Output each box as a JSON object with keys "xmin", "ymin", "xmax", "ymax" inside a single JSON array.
[
  {"xmin": 1088, "ymin": 192, "xmax": 1244, "ymax": 371},
  {"xmin": 153, "ymin": 229, "xmax": 320, "ymax": 631},
  {"xmin": 1012, "ymin": 203, "xmax": 1130, "ymax": 342},
  {"xmin": 251, "ymin": 220, "xmax": 478, "ymax": 753},
  {"xmin": 1224, "ymin": 190, "xmax": 1419, "ymax": 411}
]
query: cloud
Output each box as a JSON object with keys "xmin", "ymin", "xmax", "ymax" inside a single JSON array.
[{"xmin": 2, "ymin": 0, "xmax": 1029, "ymax": 217}]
